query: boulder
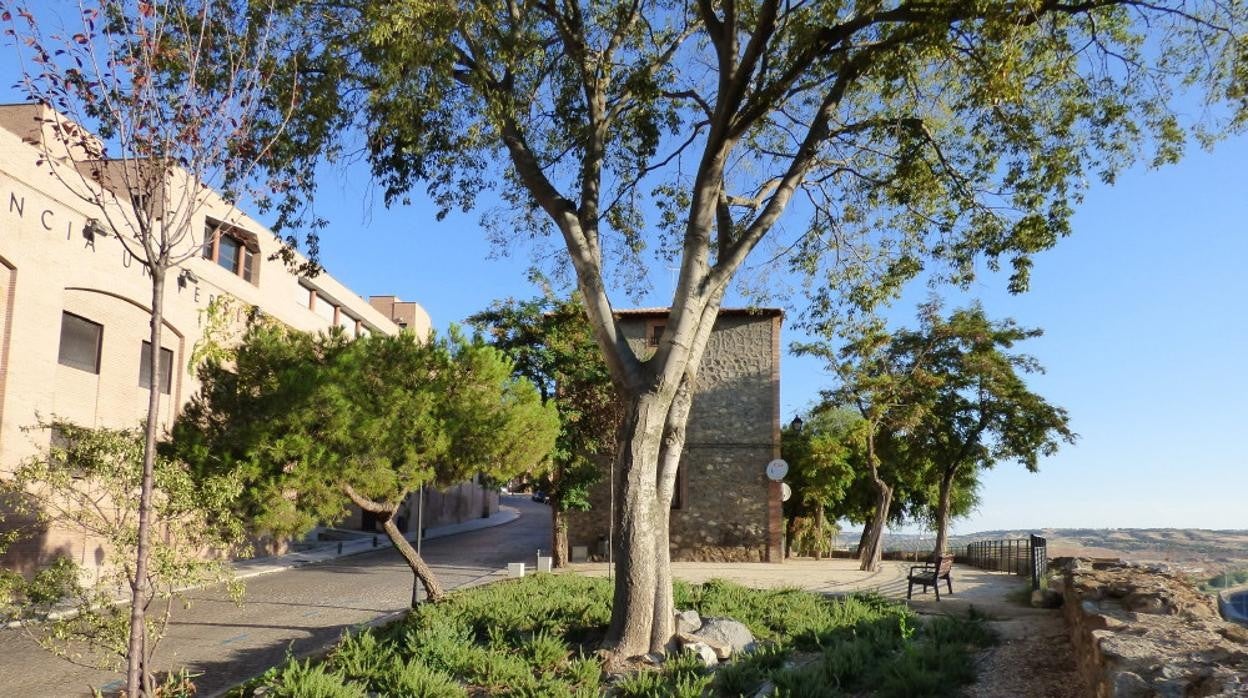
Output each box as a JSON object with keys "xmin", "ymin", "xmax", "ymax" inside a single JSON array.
[
  {"xmin": 684, "ymin": 642, "xmax": 718, "ymax": 668},
  {"xmin": 674, "ymin": 608, "xmax": 702, "ymax": 635},
  {"xmin": 696, "ymin": 617, "xmax": 756, "ymax": 654}
]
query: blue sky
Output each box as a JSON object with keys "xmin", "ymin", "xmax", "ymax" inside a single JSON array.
[{"xmin": 4, "ymin": 7, "xmax": 1245, "ymax": 535}]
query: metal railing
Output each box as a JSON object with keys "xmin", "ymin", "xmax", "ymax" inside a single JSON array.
[{"xmin": 961, "ymin": 535, "xmax": 1047, "ymax": 589}]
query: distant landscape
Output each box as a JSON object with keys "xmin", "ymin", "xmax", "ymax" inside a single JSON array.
[{"xmin": 854, "ymin": 528, "xmax": 1248, "ymax": 578}]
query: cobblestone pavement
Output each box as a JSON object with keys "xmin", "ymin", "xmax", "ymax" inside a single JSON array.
[{"xmin": 0, "ymin": 495, "xmax": 550, "ymax": 697}]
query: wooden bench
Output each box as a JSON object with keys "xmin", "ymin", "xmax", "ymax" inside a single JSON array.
[{"xmin": 907, "ymin": 555, "xmax": 954, "ymax": 600}]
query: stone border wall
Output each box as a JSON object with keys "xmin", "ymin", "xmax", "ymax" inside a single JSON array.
[{"xmin": 1056, "ymin": 558, "xmax": 1248, "ymax": 696}]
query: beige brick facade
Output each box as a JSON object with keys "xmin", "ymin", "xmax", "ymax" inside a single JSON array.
[
  {"xmin": 567, "ymin": 308, "xmax": 784, "ymax": 562},
  {"xmin": 0, "ymin": 104, "xmax": 473, "ymax": 572}
]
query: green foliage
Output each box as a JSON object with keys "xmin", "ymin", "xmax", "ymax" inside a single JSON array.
[
  {"xmin": 0, "ymin": 422, "xmax": 247, "ymax": 673},
  {"xmin": 171, "ymin": 323, "xmax": 559, "ymax": 542},
  {"xmin": 469, "ymin": 292, "xmax": 619, "ymax": 514},
  {"xmin": 258, "ymin": 656, "xmax": 369, "ymax": 698},
  {"xmin": 232, "ymin": 574, "xmax": 997, "ymax": 697}
]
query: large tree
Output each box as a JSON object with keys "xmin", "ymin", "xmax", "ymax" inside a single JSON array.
[
  {"xmin": 249, "ymin": 0, "xmax": 1244, "ymax": 656},
  {"xmin": 171, "ymin": 324, "xmax": 560, "ymax": 603},
  {"xmin": 469, "ymin": 292, "xmax": 621, "ymax": 567},
  {"xmin": 0, "ymin": 2, "xmax": 299, "ymax": 692}
]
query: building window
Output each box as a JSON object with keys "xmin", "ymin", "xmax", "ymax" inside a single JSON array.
[
  {"xmin": 203, "ymin": 221, "xmax": 259, "ymax": 284},
  {"xmin": 57, "ymin": 312, "xmax": 103, "ymax": 374},
  {"xmin": 139, "ymin": 341, "xmax": 174, "ymax": 394},
  {"xmin": 647, "ymin": 320, "xmax": 666, "ymax": 347}
]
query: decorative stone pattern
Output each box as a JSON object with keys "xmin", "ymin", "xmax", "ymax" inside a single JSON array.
[
  {"xmin": 1057, "ymin": 557, "xmax": 1248, "ymax": 696},
  {"xmin": 567, "ymin": 309, "xmax": 782, "ymax": 561}
]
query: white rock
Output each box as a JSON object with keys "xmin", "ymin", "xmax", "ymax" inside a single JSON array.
[{"xmin": 685, "ymin": 641, "xmax": 718, "ymax": 668}]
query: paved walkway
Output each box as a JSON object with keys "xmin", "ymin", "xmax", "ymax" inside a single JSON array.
[
  {"xmin": 566, "ymin": 556, "xmax": 1037, "ymax": 617},
  {"xmin": 0, "ymin": 495, "xmax": 548, "ymax": 698}
]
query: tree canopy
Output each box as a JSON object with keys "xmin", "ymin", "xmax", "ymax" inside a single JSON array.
[
  {"xmin": 469, "ymin": 291, "xmax": 621, "ymax": 565},
  {"xmin": 171, "ymin": 323, "xmax": 560, "ymax": 601}
]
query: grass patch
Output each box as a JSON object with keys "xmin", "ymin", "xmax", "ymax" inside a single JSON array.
[{"xmin": 228, "ymin": 575, "xmax": 994, "ymax": 697}]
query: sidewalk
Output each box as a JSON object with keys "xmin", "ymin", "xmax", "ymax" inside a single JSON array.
[
  {"xmin": 565, "ymin": 557, "xmax": 1040, "ymax": 617},
  {"xmin": 231, "ymin": 505, "xmax": 520, "ymax": 580},
  {"xmin": 4, "ymin": 505, "xmax": 521, "ymax": 629}
]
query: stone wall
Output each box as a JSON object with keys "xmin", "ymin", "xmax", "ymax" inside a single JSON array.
[
  {"xmin": 1056, "ymin": 557, "xmax": 1248, "ymax": 696},
  {"xmin": 567, "ymin": 310, "xmax": 782, "ymax": 562}
]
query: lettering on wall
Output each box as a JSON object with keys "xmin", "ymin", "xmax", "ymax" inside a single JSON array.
[{"xmin": 2, "ymin": 175, "xmax": 181, "ymax": 292}]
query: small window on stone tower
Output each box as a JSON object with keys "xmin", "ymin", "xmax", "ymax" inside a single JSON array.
[{"xmin": 647, "ymin": 321, "xmax": 665, "ymax": 347}]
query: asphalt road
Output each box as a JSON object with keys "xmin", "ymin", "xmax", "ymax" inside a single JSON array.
[{"xmin": 0, "ymin": 495, "xmax": 551, "ymax": 697}]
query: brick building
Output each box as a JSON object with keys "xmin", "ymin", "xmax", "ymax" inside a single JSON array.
[
  {"xmin": 0, "ymin": 103, "xmax": 485, "ymax": 571},
  {"xmin": 568, "ymin": 308, "xmax": 784, "ymax": 562}
]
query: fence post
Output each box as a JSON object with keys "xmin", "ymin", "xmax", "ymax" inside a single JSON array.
[{"xmin": 1030, "ymin": 534, "xmax": 1048, "ymax": 591}]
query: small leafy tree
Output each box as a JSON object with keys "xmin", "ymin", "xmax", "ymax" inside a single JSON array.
[
  {"xmin": 469, "ymin": 292, "xmax": 621, "ymax": 567},
  {"xmin": 781, "ymin": 408, "xmax": 860, "ymax": 559},
  {"xmin": 1, "ymin": 2, "xmax": 299, "ymax": 691},
  {"xmin": 0, "ymin": 422, "xmax": 246, "ymax": 690},
  {"xmin": 171, "ymin": 325, "xmax": 560, "ymax": 603},
  {"xmin": 904, "ymin": 304, "xmax": 1076, "ymax": 557},
  {"xmin": 799, "ymin": 318, "xmax": 941, "ymax": 571}
]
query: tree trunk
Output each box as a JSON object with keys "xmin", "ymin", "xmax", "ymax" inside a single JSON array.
[
  {"xmin": 856, "ymin": 516, "xmax": 873, "ymax": 557},
  {"xmin": 932, "ymin": 466, "xmax": 957, "ymax": 559},
  {"xmin": 551, "ymin": 495, "xmax": 568, "ymax": 568},
  {"xmin": 127, "ymin": 268, "xmax": 166, "ymax": 698},
  {"xmin": 858, "ymin": 484, "xmax": 892, "ymax": 571},
  {"xmin": 858, "ymin": 431, "xmax": 892, "ymax": 572},
  {"xmin": 785, "ymin": 515, "xmax": 798, "ymax": 558},
  {"xmin": 602, "ymin": 391, "xmax": 671, "ymax": 658},
  {"xmin": 343, "ymin": 484, "xmax": 446, "ymax": 604},
  {"xmin": 814, "ymin": 506, "xmax": 825, "ymax": 560},
  {"xmin": 382, "ymin": 515, "xmax": 445, "ymax": 604}
]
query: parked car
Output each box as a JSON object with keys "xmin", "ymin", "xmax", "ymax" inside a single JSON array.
[{"xmin": 531, "ymin": 490, "xmax": 549, "ymax": 503}]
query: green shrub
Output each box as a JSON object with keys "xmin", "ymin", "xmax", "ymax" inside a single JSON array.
[
  {"xmin": 258, "ymin": 657, "xmax": 368, "ymax": 698},
  {"xmin": 232, "ymin": 574, "xmax": 995, "ymax": 697},
  {"xmin": 376, "ymin": 657, "xmax": 465, "ymax": 698},
  {"xmin": 328, "ymin": 629, "xmax": 394, "ymax": 683}
]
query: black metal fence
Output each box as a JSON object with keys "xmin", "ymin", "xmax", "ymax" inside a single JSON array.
[{"xmin": 961, "ymin": 535, "xmax": 1048, "ymax": 589}]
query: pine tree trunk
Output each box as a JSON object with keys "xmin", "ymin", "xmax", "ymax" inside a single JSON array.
[
  {"xmin": 932, "ymin": 466, "xmax": 957, "ymax": 559},
  {"xmin": 382, "ymin": 516, "xmax": 445, "ymax": 604},
  {"xmin": 551, "ymin": 497, "xmax": 569, "ymax": 568},
  {"xmin": 343, "ymin": 484, "xmax": 446, "ymax": 604},
  {"xmin": 127, "ymin": 268, "xmax": 165, "ymax": 698}
]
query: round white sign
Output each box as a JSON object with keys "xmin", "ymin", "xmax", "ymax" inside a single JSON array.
[
  {"xmin": 766, "ymin": 458, "xmax": 789, "ymax": 481},
  {"xmin": 780, "ymin": 482, "xmax": 792, "ymax": 502}
]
